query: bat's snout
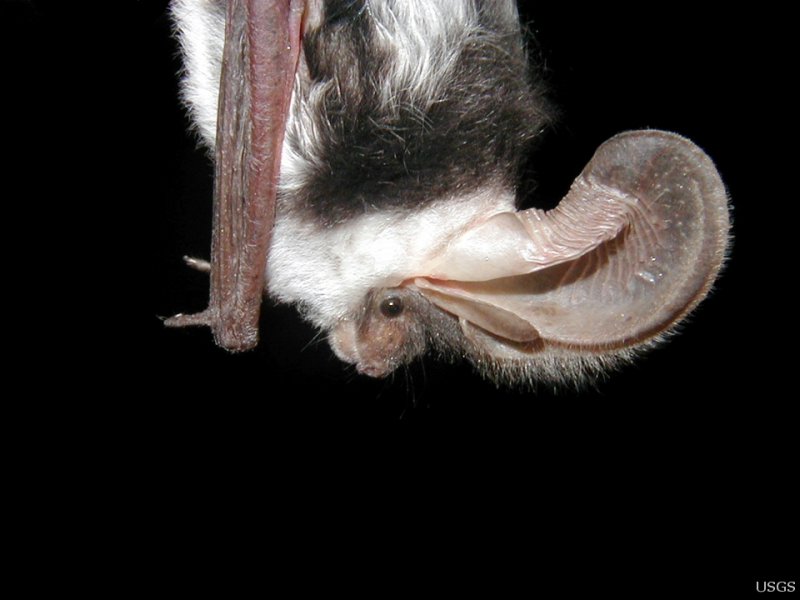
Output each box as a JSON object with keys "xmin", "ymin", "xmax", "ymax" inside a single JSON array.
[{"xmin": 328, "ymin": 321, "xmax": 394, "ymax": 378}]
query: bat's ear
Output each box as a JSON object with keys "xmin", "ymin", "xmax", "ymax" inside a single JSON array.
[{"xmin": 415, "ymin": 130, "xmax": 730, "ymax": 351}]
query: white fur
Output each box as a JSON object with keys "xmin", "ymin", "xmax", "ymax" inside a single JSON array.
[
  {"xmin": 368, "ymin": 1, "xmax": 477, "ymax": 105},
  {"xmin": 267, "ymin": 187, "xmax": 516, "ymax": 329},
  {"xmin": 367, "ymin": 0, "xmax": 519, "ymax": 108},
  {"xmin": 171, "ymin": 0, "xmax": 226, "ymax": 147}
]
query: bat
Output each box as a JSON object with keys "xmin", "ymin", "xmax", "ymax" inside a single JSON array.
[{"xmin": 165, "ymin": 0, "xmax": 731, "ymax": 388}]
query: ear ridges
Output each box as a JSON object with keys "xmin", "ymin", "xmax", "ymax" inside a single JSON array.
[{"xmin": 417, "ymin": 130, "xmax": 730, "ymax": 358}]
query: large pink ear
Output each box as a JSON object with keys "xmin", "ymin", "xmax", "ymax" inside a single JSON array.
[{"xmin": 415, "ymin": 130, "xmax": 730, "ymax": 350}]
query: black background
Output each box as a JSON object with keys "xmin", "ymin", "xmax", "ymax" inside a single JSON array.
[{"xmin": 5, "ymin": 1, "xmax": 794, "ymax": 592}]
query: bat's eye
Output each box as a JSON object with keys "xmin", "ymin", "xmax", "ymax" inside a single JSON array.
[{"xmin": 379, "ymin": 296, "xmax": 404, "ymax": 318}]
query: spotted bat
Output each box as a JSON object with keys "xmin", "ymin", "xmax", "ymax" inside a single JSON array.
[{"xmin": 166, "ymin": 0, "xmax": 730, "ymax": 387}]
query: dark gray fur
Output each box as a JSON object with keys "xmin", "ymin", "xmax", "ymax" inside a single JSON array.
[{"xmin": 286, "ymin": 0, "xmax": 551, "ymax": 225}]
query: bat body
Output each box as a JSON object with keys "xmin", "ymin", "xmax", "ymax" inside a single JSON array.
[{"xmin": 167, "ymin": 0, "xmax": 730, "ymax": 387}]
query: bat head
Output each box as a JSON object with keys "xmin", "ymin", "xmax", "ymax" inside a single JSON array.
[{"xmin": 312, "ymin": 131, "xmax": 730, "ymax": 386}]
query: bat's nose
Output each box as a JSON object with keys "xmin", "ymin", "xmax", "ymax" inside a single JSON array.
[{"xmin": 355, "ymin": 362, "xmax": 391, "ymax": 378}]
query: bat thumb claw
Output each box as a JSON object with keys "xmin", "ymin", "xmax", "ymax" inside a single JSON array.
[
  {"xmin": 182, "ymin": 256, "xmax": 211, "ymax": 273},
  {"xmin": 164, "ymin": 310, "xmax": 215, "ymax": 329}
]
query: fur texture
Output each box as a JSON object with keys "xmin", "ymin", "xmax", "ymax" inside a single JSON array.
[
  {"xmin": 170, "ymin": 1, "xmax": 729, "ymax": 388},
  {"xmin": 172, "ymin": 0, "xmax": 550, "ymax": 330}
]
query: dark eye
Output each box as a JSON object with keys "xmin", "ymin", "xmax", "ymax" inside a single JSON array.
[{"xmin": 379, "ymin": 296, "xmax": 404, "ymax": 318}]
